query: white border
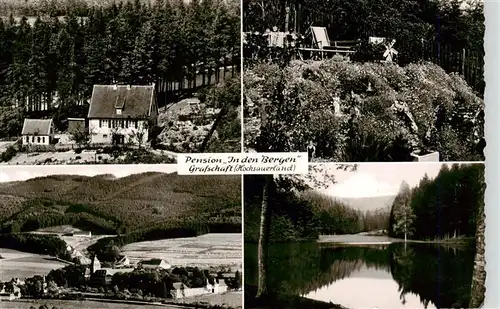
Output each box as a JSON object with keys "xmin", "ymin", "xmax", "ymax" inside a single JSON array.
[{"xmin": 484, "ymin": 1, "xmax": 497, "ymax": 308}]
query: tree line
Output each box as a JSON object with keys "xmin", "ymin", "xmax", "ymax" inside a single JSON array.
[
  {"xmin": 243, "ymin": 0, "xmax": 483, "ymax": 60},
  {"xmin": 244, "ymin": 175, "xmax": 390, "ymax": 243},
  {"xmin": 389, "ymin": 163, "xmax": 485, "ymax": 241},
  {"xmin": 0, "ymin": 233, "xmax": 71, "ymax": 260}
]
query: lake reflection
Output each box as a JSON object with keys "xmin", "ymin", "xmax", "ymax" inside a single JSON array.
[
  {"xmin": 245, "ymin": 241, "xmax": 475, "ymax": 309},
  {"xmin": 302, "ymin": 261, "xmax": 436, "ymax": 309}
]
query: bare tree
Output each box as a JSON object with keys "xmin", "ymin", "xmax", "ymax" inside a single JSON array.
[{"xmin": 255, "ymin": 164, "xmax": 356, "ymax": 299}]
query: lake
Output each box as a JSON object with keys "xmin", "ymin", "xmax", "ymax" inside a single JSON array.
[{"xmin": 245, "ymin": 240, "xmax": 475, "ymax": 309}]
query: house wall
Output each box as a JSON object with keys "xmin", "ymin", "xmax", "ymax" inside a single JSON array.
[
  {"xmin": 89, "ymin": 119, "xmax": 149, "ymax": 145},
  {"xmin": 23, "ymin": 135, "xmax": 51, "ymax": 145},
  {"xmin": 215, "ymin": 284, "xmax": 228, "ymax": 294},
  {"xmin": 171, "ymin": 287, "xmax": 212, "ymax": 299}
]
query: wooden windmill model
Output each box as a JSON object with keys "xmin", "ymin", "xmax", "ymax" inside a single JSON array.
[{"xmin": 383, "ymin": 39, "xmax": 398, "ymax": 63}]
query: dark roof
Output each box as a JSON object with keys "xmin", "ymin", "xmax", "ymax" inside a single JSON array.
[
  {"xmin": 141, "ymin": 258, "xmax": 164, "ymax": 265},
  {"xmin": 21, "ymin": 119, "xmax": 53, "ymax": 135},
  {"xmin": 88, "ymin": 85, "xmax": 155, "ymax": 119}
]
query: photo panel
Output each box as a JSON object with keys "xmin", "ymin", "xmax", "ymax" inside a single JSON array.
[
  {"xmin": 244, "ymin": 163, "xmax": 486, "ymax": 309},
  {"xmin": 243, "ymin": 0, "xmax": 485, "ymax": 162},
  {"xmin": 0, "ymin": 165, "xmax": 242, "ymax": 308},
  {"xmin": 0, "ymin": 0, "xmax": 241, "ymax": 166}
]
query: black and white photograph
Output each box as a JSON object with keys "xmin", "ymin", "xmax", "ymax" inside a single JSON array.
[
  {"xmin": 243, "ymin": 0, "xmax": 485, "ymax": 162},
  {"xmin": 244, "ymin": 163, "xmax": 486, "ymax": 309},
  {"xmin": 0, "ymin": 165, "xmax": 242, "ymax": 309},
  {"xmin": 0, "ymin": 0, "xmax": 241, "ymax": 165}
]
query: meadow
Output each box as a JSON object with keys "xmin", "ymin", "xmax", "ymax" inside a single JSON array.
[
  {"xmin": 0, "ymin": 248, "xmax": 66, "ymax": 281},
  {"xmin": 122, "ymin": 233, "xmax": 242, "ymax": 268}
]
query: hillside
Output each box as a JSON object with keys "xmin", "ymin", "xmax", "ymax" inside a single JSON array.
[
  {"xmin": 332, "ymin": 195, "xmax": 396, "ymax": 212},
  {"xmin": 0, "ymin": 172, "xmax": 241, "ymax": 234}
]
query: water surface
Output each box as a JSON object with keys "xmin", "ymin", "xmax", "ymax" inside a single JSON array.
[{"xmin": 245, "ymin": 239, "xmax": 475, "ymax": 308}]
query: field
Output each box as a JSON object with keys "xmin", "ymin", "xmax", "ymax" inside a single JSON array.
[
  {"xmin": 122, "ymin": 233, "xmax": 242, "ymax": 268},
  {"xmin": 183, "ymin": 291, "xmax": 242, "ymax": 309},
  {"xmin": 0, "ymin": 248, "xmax": 67, "ymax": 281},
  {"xmin": 0, "ymin": 299, "xmax": 183, "ymax": 309}
]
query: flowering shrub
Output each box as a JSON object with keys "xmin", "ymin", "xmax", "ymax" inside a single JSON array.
[{"xmin": 245, "ymin": 58, "xmax": 484, "ymax": 161}]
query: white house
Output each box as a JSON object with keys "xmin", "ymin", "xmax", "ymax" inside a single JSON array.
[
  {"xmin": 21, "ymin": 118, "xmax": 54, "ymax": 145},
  {"xmin": 114, "ymin": 255, "xmax": 131, "ymax": 267},
  {"xmin": 139, "ymin": 259, "xmax": 171, "ymax": 270},
  {"xmin": 87, "ymin": 84, "xmax": 158, "ymax": 146},
  {"xmin": 169, "ymin": 279, "xmax": 228, "ymax": 299}
]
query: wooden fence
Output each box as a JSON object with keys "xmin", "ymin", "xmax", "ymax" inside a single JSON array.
[{"xmin": 397, "ymin": 40, "xmax": 484, "ymax": 95}]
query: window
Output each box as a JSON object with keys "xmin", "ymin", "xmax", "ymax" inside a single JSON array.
[
  {"xmin": 134, "ymin": 120, "xmax": 138, "ymax": 129},
  {"xmin": 42, "ymin": 137, "xmax": 45, "ymax": 143},
  {"xmin": 99, "ymin": 119, "xmax": 102, "ymax": 128},
  {"xmin": 25, "ymin": 136, "xmax": 29, "ymax": 143},
  {"xmin": 103, "ymin": 134, "xmax": 108, "ymax": 138},
  {"xmin": 125, "ymin": 120, "xmax": 129, "ymax": 128},
  {"xmin": 120, "ymin": 120, "xmax": 124, "ymax": 128},
  {"xmin": 32, "ymin": 136, "xmax": 35, "ymax": 142},
  {"xmin": 37, "ymin": 137, "xmax": 41, "ymax": 143}
]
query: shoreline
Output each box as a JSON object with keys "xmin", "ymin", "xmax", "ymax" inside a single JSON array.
[{"xmin": 317, "ymin": 234, "xmax": 474, "ymax": 246}]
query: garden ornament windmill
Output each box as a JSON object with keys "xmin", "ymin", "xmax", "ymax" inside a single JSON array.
[{"xmin": 383, "ymin": 39, "xmax": 398, "ymax": 62}]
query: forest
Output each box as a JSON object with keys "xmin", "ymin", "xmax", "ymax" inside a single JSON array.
[
  {"xmin": 244, "ymin": 174, "xmax": 390, "ymax": 243},
  {"xmin": 245, "ymin": 163, "xmax": 484, "ymax": 244},
  {"xmin": 0, "ymin": 0, "xmax": 239, "ymax": 138},
  {"xmin": 388, "ymin": 163, "xmax": 485, "ymax": 241}
]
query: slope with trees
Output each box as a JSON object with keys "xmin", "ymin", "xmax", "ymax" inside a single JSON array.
[
  {"xmin": 0, "ymin": 172, "xmax": 241, "ymax": 258},
  {"xmin": 388, "ymin": 163, "xmax": 485, "ymax": 241}
]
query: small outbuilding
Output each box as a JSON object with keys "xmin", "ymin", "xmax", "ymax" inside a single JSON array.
[{"xmin": 21, "ymin": 118, "xmax": 54, "ymax": 145}]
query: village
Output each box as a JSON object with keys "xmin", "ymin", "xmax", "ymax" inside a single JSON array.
[{"xmin": 0, "ymin": 229, "xmax": 242, "ymax": 308}]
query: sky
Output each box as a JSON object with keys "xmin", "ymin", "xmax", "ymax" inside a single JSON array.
[
  {"xmin": 0, "ymin": 165, "xmax": 177, "ymax": 183},
  {"xmin": 316, "ymin": 163, "xmax": 472, "ymax": 198}
]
